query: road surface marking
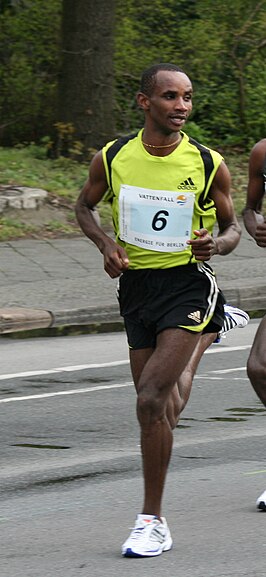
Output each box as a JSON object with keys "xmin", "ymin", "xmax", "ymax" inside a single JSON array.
[
  {"xmin": 0, "ymin": 345, "xmax": 251, "ymax": 404},
  {"xmin": 0, "ymin": 345, "xmax": 250, "ymax": 381},
  {"xmin": 0, "ymin": 360, "xmax": 129, "ymax": 381},
  {"xmin": 0, "ymin": 382, "xmax": 133, "ymax": 403},
  {"xmin": 243, "ymin": 469, "xmax": 266, "ymax": 476}
]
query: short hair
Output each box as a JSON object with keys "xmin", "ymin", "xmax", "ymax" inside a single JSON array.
[{"xmin": 140, "ymin": 63, "xmax": 186, "ymax": 96}]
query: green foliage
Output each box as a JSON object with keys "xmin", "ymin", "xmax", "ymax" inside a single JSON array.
[
  {"xmin": 0, "ymin": 0, "xmax": 61, "ymax": 145},
  {"xmin": 0, "ymin": 0, "xmax": 265, "ymax": 148},
  {"xmin": 114, "ymin": 0, "xmax": 266, "ymax": 146},
  {"xmin": 182, "ymin": 121, "xmax": 211, "ymax": 145},
  {"xmin": 178, "ymin": 0, "xmax": 266, "ymax": 145},
  {"xmin": 245, "ymin": 59, "xmax": 266, "ymax": 147},
  {"xmin": 49, "ymin": 122, "xmax": 97, "ymax": 162},
  {"xmin": 115, "ymin": 0, "xmax": 187, "ymax": 132}
]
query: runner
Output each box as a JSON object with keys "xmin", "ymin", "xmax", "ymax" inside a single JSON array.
[
  {"xmin": 242, "ymin": 138, "xmax": 266, "ymax": 511},
  {"xmin": 75, "ymin": 63, "xmax": 242, "ymax": 556}
]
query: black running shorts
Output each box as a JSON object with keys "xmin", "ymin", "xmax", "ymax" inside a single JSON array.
[{"xmin": 117, "ymin": 263, "xmax": 225, "ymax": 349}]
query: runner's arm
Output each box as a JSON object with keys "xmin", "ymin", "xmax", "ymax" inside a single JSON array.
[
  {"xmin": 188, "ymin": 161, "xmax": 241, "ymax": 261},
  {"xmin": 242, "ymin": 141, "xmax": 266, "ymax": 247},
  {"xmin": 75, "ymin": 151, "xmax": 129, "ymax": 278}
]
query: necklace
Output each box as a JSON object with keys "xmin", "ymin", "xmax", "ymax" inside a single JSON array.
[{"xmin": 142, "ymin": 136, "xmax": 181, "ymax": 149}]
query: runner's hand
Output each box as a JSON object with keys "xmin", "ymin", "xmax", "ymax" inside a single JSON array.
[
  {"xmin": 187, "ymin": 228, "xmax": 216, "ymax": 261},
  {"xmin": 103, "ymin": 241, "xmax": 129, "ymax": 278},
  {"xmin": 255, "ymin": 220, "xmax": 266, "ymax": 248}
]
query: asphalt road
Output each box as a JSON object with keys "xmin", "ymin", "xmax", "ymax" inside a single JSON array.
[{"xmin": 0, "ymin": 324, "xmax": 265, "ymax": 577}]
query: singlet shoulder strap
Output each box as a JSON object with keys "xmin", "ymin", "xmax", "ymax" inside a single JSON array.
[
  {"xmin": 188, "ymin": 136, "xmax": 215, "ymax": 210},
  {"xmin": 105, "ymin": 133, "xmax": 138, "ymax": 190}
]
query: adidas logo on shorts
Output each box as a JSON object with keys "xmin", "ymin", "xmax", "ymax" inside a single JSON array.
[{"xmin": 187, "ymin": 310, "xmax": 201, "ymax": 323}]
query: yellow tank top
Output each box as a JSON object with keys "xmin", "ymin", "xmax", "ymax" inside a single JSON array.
[{"xmin": 102, "ymin": 129, "xmax": 222, "ymax": 269}]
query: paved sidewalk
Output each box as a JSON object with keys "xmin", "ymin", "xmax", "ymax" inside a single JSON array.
[{"xmin": 0, "ymin": 219, "xmax": 265, "ymax": 333}]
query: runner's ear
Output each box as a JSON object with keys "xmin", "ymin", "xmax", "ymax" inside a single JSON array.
[{"xmin": 136, "ymin": 91, "xmax": 150, "ymax": 111}]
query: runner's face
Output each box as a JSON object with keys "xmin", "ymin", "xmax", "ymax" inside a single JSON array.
[{"xmin": 144, "ymin": 70, "xmax": 193, "ymax": 135}]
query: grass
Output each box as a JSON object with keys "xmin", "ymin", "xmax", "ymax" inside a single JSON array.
[
  {"xmin": 0, "ymin": 143, "xmax": 248, "ymax": 241},
  {"xmin": 0, "ymin": 216, "xmax": 37, "ymax": 241},
  {"xmin": 0, "ymin": 144, "xmax": 89, "ymax": 200}
]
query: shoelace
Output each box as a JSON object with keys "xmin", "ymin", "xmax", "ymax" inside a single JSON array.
[
  {"xmin": 130, "ymin": 526, "xmax": 145, "ymax": 538},
  {"xmin": 130, "ymin": 520, "xmax": 164, "ymax": 541}
]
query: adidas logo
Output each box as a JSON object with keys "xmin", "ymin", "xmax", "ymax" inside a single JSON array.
[
  {"xmin": 177, "ymin": 177, "xmax": 196, "ymax": 190},
  {"xmin": 187, "ymin": 310, "xmax": 201, "ymax": 323}
]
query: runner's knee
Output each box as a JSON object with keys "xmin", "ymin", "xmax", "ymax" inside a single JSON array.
[
  {"xmin": 247, "ymin": 354, "xmax": 265, "ymax": 383},
  {"xmin": 137, "ymin": 387, "xmax": 166, "ymax": 425},
  {"xmin": 247, "ymin": 354, "xmax": 266, "ymax": 405}
]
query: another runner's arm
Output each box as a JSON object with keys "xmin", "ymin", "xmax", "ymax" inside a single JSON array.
[
  {"xmin": 210, "ymin": 160, "xmax": 241, "ymax": 254},
  {"xmin": 75, "ymin": 151, "xmax": 129, "ymax": 278},
  {"xmin": 242, "ymin": 141, "xmax": 266, "ymax": 246},
  {"xmin": 188, "ymin": 161, "xmax": 241, "ymax": 261}
]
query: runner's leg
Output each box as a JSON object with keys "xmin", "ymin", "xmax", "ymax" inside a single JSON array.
[
  {"xmin": 247, "ymin": 315, "xmax": 266, "ymax": 407},
  {"xmin": 130, "ymin": 327, "xmax": 202, "ymax": 518},
  {"xmin": 168, "ymin": 332, "xmax": 217, "ymax": 428}
]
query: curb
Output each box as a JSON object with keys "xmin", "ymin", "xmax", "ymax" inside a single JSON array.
[
  {"xmin": 0, "ymin": 307, "xmax": 53, "ymax": 334},
  {"xmin": 1, "ymin": 291, "xmax": 266, "ymax": 337},
  {"xmin": 0, "ymin": 305, "xmax": 122, "ymax": 336},
  {"xmin": 220, "ymin": 284, "xmax": 266, "ymax": 312},
  {"xmin": 51, "ymin": 304, "xmax": 121, "ymax": 327}
]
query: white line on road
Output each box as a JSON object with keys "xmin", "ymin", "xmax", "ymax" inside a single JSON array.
[
  {"xmin": 210, "ymin": 366, "xmax": 247, "ymax": 374},
  {"xmin": 0, "ymin": 344, "xmax": 250, "ymax": 382},
  {"xmin": 204, "ymin": 345, "xmax": 250, "ymax": 354},
  {"xmin": 0, "ymin": 382, "xmax": 133, "ymax": 403},
  {"xmin": 196, "ymin": 375, "xmax": 249, "ymax": 381},
  {"xmin": 0, "ymin": 359, "xmax": 129, "ymax": 381},
  {"xmin": 0, "ymin": 344, "xmax": 251, "ymax": 404},
  {"xmin": 0, "ymin": 372, "xmax": 250, "ymax": 403}
]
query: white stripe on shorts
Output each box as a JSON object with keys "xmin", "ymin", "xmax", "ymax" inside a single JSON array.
[{"xmin": 197, "ymin": 262, "xmax": 219, "ymax": 322}]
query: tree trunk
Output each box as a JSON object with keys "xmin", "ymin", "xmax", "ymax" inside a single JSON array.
[{"xmin": 57, "ymin": 0, "xmax": 115, "ymax": 154}]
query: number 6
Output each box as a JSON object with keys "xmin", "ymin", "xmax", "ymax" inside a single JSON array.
[{"xmin": 152, "ymin": 210, "xmax": 169, "ymax": 231}]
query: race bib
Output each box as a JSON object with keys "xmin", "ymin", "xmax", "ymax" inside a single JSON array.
[{"xmin": 119, "ymin": 184, "xmax": 195, "ymax": 252}]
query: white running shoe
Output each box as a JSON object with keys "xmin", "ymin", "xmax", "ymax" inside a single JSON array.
[
  {"xmin": 220, "ymin": 304, "xmax": 250, "ymax": 335},
  {"xmin": 256, "ymin": 490, "xmax": 266, "ymax": 511},
  {"xmin": 121, "ymin": 514, "xmax": 173, "ymax": 557},
  {"xmin": 215, "ymin": 304, "xmax": 250, "ymax": 342}
]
